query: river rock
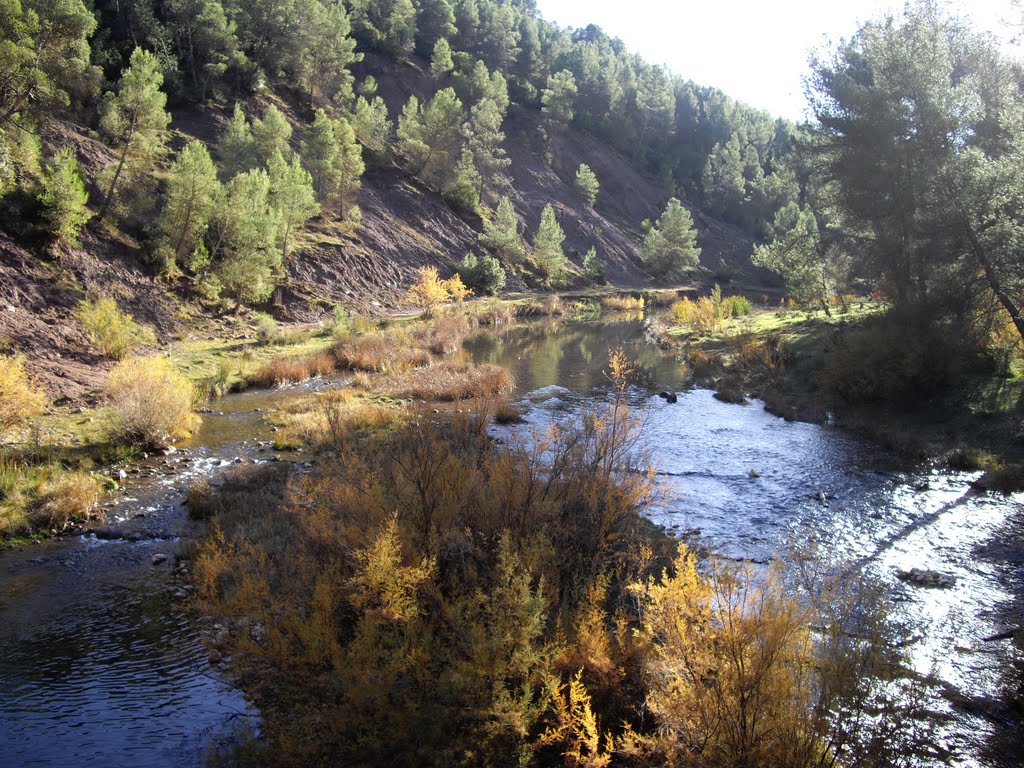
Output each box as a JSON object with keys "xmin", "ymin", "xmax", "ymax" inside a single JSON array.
[
  {"xmin": 151, "ymin": 553, "xmax": 168, "ymax": 565},
  {"xmin": 896, "ymin": 568, "xmax": 957, "ymax": 588}
]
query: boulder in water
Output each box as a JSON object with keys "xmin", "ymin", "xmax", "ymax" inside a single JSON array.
[{"xmin": 896, "ymin": 568, "xmax": 957, "ymax": 588}]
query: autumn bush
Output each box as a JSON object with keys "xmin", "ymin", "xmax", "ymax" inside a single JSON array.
[
  {"xmin": 0, "ymin": 354, "xmax": 47, "ymax": 438},
  {"xmin": 413, "ymin": 314, "xmax": 473, "ymax": 355},
  {"xmin": 105, "ymin": 356, "xmax": 201, "ymax": 448},
  {"xmin": 193, "ymin": 350, "xmax": 923, "ymax": 767},
  {"xmin": 369, "ymin": 362, "xmax": 514, "ymax": 401},
  {"xmin": 76, "ymin": 297, "xmax": 156, "ymax": 359}
]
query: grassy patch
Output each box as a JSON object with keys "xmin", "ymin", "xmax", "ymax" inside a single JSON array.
[
  {"xmin": 0, "ymin": 458, "xmax": 101, "ymax": 540},
  {"xmin": 366, "ymin": 362, "xmax": 515, "ymax": 402}
]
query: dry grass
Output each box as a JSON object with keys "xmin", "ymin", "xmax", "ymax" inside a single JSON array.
[
  {"xmin": 414, "ymin": 315, "xmax": 473, "ymax": 355},
  {"xmin": 601, "ymin": 295, "xmax": 645, "ymax": 311},
  {"xmin": 369, "ymin": 362, "xmax": 515, "ymax": 401},
  {"xmin": 249, "ymin": 353, "xmax": 338, "ymax": 387},
  {"xmin": 0, "ymin": 459, "xmax": 100, "ymax": 537},
  {"xmin": 521, "ymin": 295, "xmax": 565, "ymax": 317},
  {"xmin": 0, "ymin": 354, "xmax": 47, "ymax": 438},
  {"xmin": 105, "ymin": 356, "xmax": 201, "ymax": 448},
  {"xmin": 334, "ymin": 332, "xmax": 431, "ymax": 373}
]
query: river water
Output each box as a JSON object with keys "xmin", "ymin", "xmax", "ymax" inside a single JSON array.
[{"xmin": 0, "ymin": 315, "xmax": 1020, "ymax": 766}]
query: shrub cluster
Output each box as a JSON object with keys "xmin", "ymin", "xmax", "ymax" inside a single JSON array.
[
  {"xmin": 105, "ymin": 356, "xmax": 201, "ymax": 448},
  {"xmin": 76, "ymin": 298, "xmax": 156, "ymax": 359},
  {"xmin": 457, "ymin": 252, "xmax": 506, "ymax": 296},
  {"xmin": 0, "ymin": 354, "xmax": 47, "ymax": 438},
  {"xmin": 193, "ymin": 370, "xmax": 922, "ymax": 767},
  {"xmin": 670, "ymin": 286, "xmax": 752, "ymax": 333}
]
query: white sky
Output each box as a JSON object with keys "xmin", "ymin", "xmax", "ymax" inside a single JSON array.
[{"xmin": 533, "ymin": 0, "xmax": 1020, "ymax": 120}]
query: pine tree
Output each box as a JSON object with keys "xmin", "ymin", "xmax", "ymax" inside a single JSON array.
[
  {"xmin": 533, "ymin": 203, "xmax": 567, "ymax": 284},
  {"xmin": 415, "ymin": 0, "xmax": 456, "ymax": 57},
  {"xmin": 479, "ymin": 196, "xmax": 524, "ymax": 262},
  {"xmin": 211, "ymin": 168, "xmax": 281, "ymax": 306},
  {"xmin": 575, "ymin": 164, "xmax": 598, "ymax": 207},
  {"xmin": 464, "ymin": 97, "xmax": 510, "ymax": 201},
  {"xmin": 297, "ymin": 0, "xmax": 361, "ymax": 107},
  {"xmin": 582, "ymin": 246, "xmax": 604, "ymax": 284},
  {"xmin": 430, "ymin": 38, "xmax": 454, "ymax": 80},
  {"xmin": 541, "ymin": 70, "xmax": 577, "ymax": 130},
  {"xmin": 161, "ymin": 140, "xmax": 220, "ymax": 269},
  {"xmin": 396, "ymin": 88, "xmax": 465, "ymax": 191},
  {"xmin": 642, "ymin": 198, "xmax": 701, "ymax": 277},
  {"xmin": 268, "ymin": 150, "xmax": 319, "ymax": 261},
  {"xmin": 457, "ymin": 251, "xmax": 505, "ymax": 295},
  {"xmin": 253, "ymin": 104, "xmax": 293, "ymax": 164},
  {"xmin": 39, "ymin": 148, "xmax": 91, "ymax": 246},
  {"xmin": 96, "ymin": 48, "xmax": 171, "ymax": 223},
  {"xmin": 219, "ymin": 102, "xmax": 257, "ymax": 179},
  {"xmin": 352, "ymin": 96, "xmax": 392, "ymax": 153}
]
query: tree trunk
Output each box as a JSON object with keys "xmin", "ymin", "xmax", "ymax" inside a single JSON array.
[{"xmin": 965, "ymin": 224, "xmax": 1024, "ymax": 343}]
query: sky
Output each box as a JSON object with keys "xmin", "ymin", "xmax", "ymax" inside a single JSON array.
[{"xmin": 533, "ymin": 0, "xmax": 1020, "ymax": 121}]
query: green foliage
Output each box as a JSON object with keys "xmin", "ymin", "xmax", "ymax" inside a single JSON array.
[
  {"xmin": 457, "ymin": 251, "xmax": 505, "ymax": 295},
  {"xmin": 582, "ymin": 246, "xmax": 604, "ymax": 284},
  {"xmin": 430, "ymin": 37, "xmax": 454, "ymax": 79},
  {"xmin": 76, "ymin": 297, "xmax": 156, "ymax": 359},
  {"xmin": 301, "ymin": 109, "xmax": 364, "ymax": 217},
  {"xmin": 752, "ymin": 203, "xmax": 842, "ymax": 310},
  {"xmin": 294, "ymin": 0, "xmax": 361, "ymax": 107},
  {"xmin": 533, "ymin": 203, "xmax": 568, "ymax": 285},
  {"xmin": 160, "ymin": 140, "xmax": 220, "ymax": 271},
  {"xmin": 541, "ymin": 69, "xmax": 577, "ymax": 129},
  {"xmin": 352, "ymin": 95, "xmax": 391, "ymax": 153},
  {"xmin": 464, "ymin": 97, "xmax": 510, "ymax": 201},
  {"xmin": 642, "ymin": 197, "xmax": 701, "ymax": 277},
  {"xmin": 480, "ymin": 196, "xmax": 525, "ymax": 263},
  {"xmin": 397, "ymin": 88, "xmax": 465, "ymax": 191},
  {"xmin": 211, "ymin": 168, "xmax": 281, "ymax": 306},
  {"xmin": 574, "ymin": 163, "xmax": 598, "ymax": 207},
  {"xmin": 218, "ymin": 102, "xmax": 257, "ymax": 178},
  {"xmin": 252, "ymin": 103, "xmax": 292, "ymax": 164},
  {"xmin": 0, "ymin": 0, "xmax": 97, "ymax": 129},
  {"xmin": 350, "ymin": 0, "xmax": 417, "ymax": 59},
  {"xmin": 267, "ymin": 149, "xmax": 319, "ymax": 261},
  {"xmin": 96, "ymin": 47, "xmax": 170, "ymax": 222},
  {"xmin": 39, "ymin": 148, "xmax": 90, "ymax": 245}
]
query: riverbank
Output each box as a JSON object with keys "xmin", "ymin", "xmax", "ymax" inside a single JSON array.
[{"xmin": 650, "ymin": 297, "xmax": 1024, "ymax": 488}]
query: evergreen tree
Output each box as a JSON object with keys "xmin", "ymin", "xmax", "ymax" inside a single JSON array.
[
  {"xmin": 464, "ymin": 97, "xmax": 510, "ymax": 200},
  {"xmin": 448, "ymin": 148, "xmax": 481, "ymax": 212},
  {"xmin": 352, "ymin": 96, "xmax": 392, "ymax": 153},
  {"xmin": 533, "ymin": 203, "xmax": 567, "ymax": 284},
  {"xmin": 96, "ymin": 48, "xmax": 170, "ymax": 223},
  {"xmin": 301, "ymin": 110, "xmax": 365, "ymax": 217},
  {"xmin": 642, "ymin": 197, "xmax": 701, "ymax": 276},
  {"xmin": 415, "ymin": 0, "xmax": 456, "ymax": 57},
  {"xmin": 396, "ymin": 88, "xmax": 465, "ymax": 191},
  {"xmin": 702, "ymin": 135, "xmax": 745, "ymax": 219},
  {"xmin": 252, "ymin": 104, "xmax": 293, "ymax": 164},
  {"xmin": 166, "ymin": 0, "xmax": 245, "ymax": 101},
  {"xmin": 211, "ymin": 168, "xmax": 281, "ymax": 306},
  {"xmin": 39, "ymin": 148, "xmax": 91, "ymax": 245},
  {"xmin": 219, "ymin": 103, "xmax": 257, "ymax": 179},
  {"xmin": 752, "ymin": 203, "xmax": 832, "ymax": 309},
  {"xmin": 0, "ymin": 0, "xmax": 97, "ymax": 128},
  {"xmin": 350, "ymin": 0, "xmax": 417, "ymax": 59},
  {"xmin": 477, "ymin": 0, "xmax": 519, "ymax": 74},
  {"xmin": 582, "ymin": 246, "xmax": 604, "ymax": 284},
  {"xmin": 161, "ymin": 140, "xmax": 220, "ymax": 269},
  {"xmin": 574, "ymin": 163, "xmax": 598, "ymax": 207},
  {"xmin": 297, "ymin": 0, "xmax": 361, "ymax": 107},
  {"xmin": 457, "ymin": 251, "xmax": 506, "ymax": 295},
  {"xmin": 541, "ymin": 70, "xmax": 577, "ymax": 131},
  {"xmin": 268, "ymin": 149, "xmax": 319, "ymax": 261},
  {"xmin": 430, "ymin": 38, "xmax": 454, "ymax": 80},
  {"xmin": 479, "ymin": 196, "xmax": 524, "ymax": 262}
]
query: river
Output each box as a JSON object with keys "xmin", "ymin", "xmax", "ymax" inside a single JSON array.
[{"xmin": 0, "ymin": 315, "xmax": 1020, "ymax": 766}]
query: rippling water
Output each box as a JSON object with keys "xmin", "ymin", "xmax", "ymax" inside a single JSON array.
[
  {"xmin": 469, "ymin": 316, "xmax": 1023, "ymax": 767},
  {"xmin": 0, "ymin": 316, "xmax": 1019, "ymax": 767}
]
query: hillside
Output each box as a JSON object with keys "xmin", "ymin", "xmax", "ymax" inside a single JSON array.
[{"xmin": 1, "ymin": 65, "xmax": 757, "ymax": 402}]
